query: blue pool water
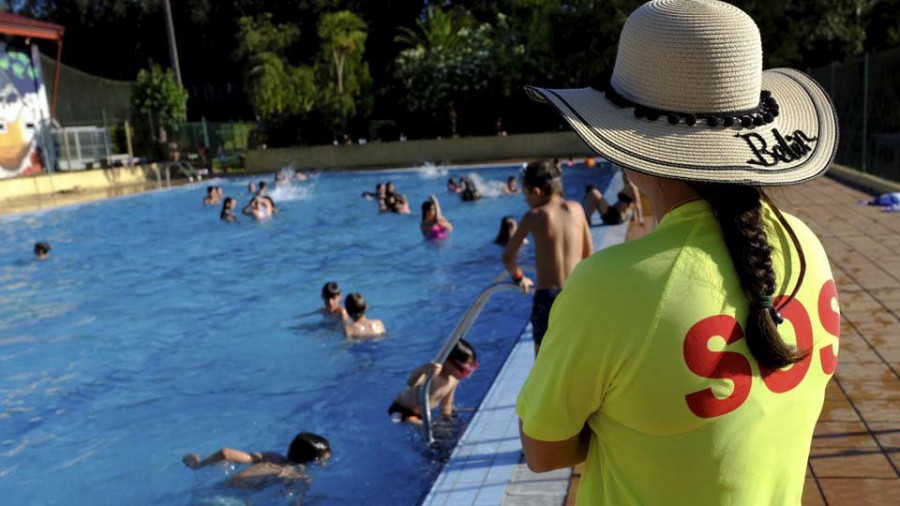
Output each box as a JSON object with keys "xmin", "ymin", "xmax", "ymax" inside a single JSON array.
[{"xmin": 0, "ymin": 163, "xmax": 613, "ymax": 505}]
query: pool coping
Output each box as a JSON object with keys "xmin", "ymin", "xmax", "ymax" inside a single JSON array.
[{"xmin": 421, "ymin": 173, "xmax": 629, "ymax": 505}]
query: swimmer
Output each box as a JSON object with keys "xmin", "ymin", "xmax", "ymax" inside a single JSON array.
[
  {"xmin": 420, "ymin": 195, "xmax": 453, "ymax": 240},
  {"xmin": 320, "ymin": 282, "xmax": 347, "ymax": 320},
  {"xmin": 447, "ymin": 178, "xmax": 461, "ymax": 193},
  {"xmin": 220, "ymin": 197, "xmax": 237, "ymax": 222},
  {"xmin": 182, "ymin": 432, "xmax": 330, "ymax": 492},
  {"xmin": 388, "ymin": 339, "xmax": 478, "ymax": 424},
  {"xmin": 203, "ymin": 186, "xmax": 217, "ymax": 205},
  {"xmin": 503, "ymin": 176, "xmax": 520, "ymax": 194},
  {"xmin": 248, "ymin": 198, "xmax": 272, "ymax": 220},
  {"xmin": 34, "ymin": 242, "xmax": 51, "ymax": 260},
  {"xmin": 385, "ymin": 194, "xmax": 410, "ymax": 214},
  {"xmin": 460, "ymin": 177, "xmax": 481, "ymax": 202},
  {"xmin": 495, "ymin": 215, "xmax": 524, "ymax": 247},
  {"xmin": 248, "ymin": 181, "xmax": 256, "ymax": 194},
  {"xmin": 362, "ymin": 183, "xmax": 385, "ymax": 201},
  {"xmin": 257, "ymin": 181, "xmax": 268, "ymax": 197},
  {"xmin": 343, "ymin": 293, "xmax": 386, "ymax": 340},
  {"xmin": 263, "ymin": 196, "xmax": 279, "ymax": 214},
  {"xmin": 295, "ymin": 171, "xmax": 308, "ymax": 181},
  {"xmin": 385, "ymin": 181, "xmax": 396, "ymax": 198},
  {"xmin": 583, "ymin": 171, "xmax": 644, "ymax": 226}
]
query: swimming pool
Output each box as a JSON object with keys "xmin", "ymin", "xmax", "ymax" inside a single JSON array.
[{"xmin": 0, "ymin": 162, "xmax": 613, "ymax": 505}]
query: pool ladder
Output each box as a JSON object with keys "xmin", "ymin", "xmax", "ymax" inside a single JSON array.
[{"xmin": 418, "ymin": 266, "xmax": 534, "ymax": 446}]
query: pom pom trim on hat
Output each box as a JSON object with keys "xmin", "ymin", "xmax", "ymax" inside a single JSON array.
[{"xmin": 601, "ymin": 85, "xmax": 779, "ymax": 129}]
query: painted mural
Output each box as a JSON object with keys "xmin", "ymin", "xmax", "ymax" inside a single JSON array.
[{"xmin": 0, "ymin": 42, "xmax": 51, "ymax": 178}]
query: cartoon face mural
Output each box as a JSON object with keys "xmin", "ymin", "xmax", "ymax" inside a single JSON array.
[{"xmin": 0, "ymin": 42, "xmax": 49, "ymax": 178}]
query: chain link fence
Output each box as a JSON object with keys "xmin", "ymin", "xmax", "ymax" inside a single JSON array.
[{"xmin": 809, "ymin": 47, "xmax": 900, "ymax": 182}]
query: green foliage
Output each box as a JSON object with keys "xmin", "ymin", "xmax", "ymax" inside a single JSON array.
[
  {"xmin": 133, "ymin": 64, "xmax": 189, "ymax": 128},
  {"xmin": 394, "ymin": 7, "xmax": 524, "ymax": 135},
  {"xmin": 316, "ymin": 10, "xmax": 372, "ymax": 130},
  {"xmin": 235, "ymin": 14, "xmax": 317, "ymax": 121}
]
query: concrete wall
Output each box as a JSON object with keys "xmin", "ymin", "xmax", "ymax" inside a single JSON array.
[
  {"xmin": 0, "ymin": 165, "xmax": 157, "ymax": 202},
  {"xmin": 245, "ymin": 131, "xmax": 593, "ymax": 171}
]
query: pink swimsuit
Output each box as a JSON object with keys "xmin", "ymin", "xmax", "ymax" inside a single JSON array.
[{"xmin": 430, "ymin": 223, "xmax": 449, "ymax": 240}]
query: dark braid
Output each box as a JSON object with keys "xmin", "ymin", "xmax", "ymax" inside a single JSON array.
[{"xmin": 693, "ymin": 183, "xmax": 806, "ymax": 368}]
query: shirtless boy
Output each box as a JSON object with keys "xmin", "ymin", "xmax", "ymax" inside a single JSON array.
[
  {"xmin": 502, "ymin": 159, "xmax": 593, "ymax": 354},
  {"xmin": 343, "ymin": 293, "xmax": 386, "ymax": 340}
]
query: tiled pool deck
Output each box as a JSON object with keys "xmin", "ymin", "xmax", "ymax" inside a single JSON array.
[{"xmin": 425, "ymin": 173, "xmax": 900, "ymax": 505}]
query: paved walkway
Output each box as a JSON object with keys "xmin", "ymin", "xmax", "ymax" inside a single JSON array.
[{"xmin": 565, "ymin": 175, "xmax": 900, "ymax": 505}]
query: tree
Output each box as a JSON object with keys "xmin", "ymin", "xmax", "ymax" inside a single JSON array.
[
  {"xmin": 234, "ymin": 14, "xmax": 317, "ymax": 121},
  {"xmin": 133, "ymin": 64, "xmax": 189, "ymax": 128},
  {"xmin": 316, "ymin": 10, "xmax": 372, "ymax": 130}
]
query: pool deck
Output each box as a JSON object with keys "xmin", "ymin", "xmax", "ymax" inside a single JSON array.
[{"xmin": 424, "ymin": 173, "xmax": 900, "ymax": 505}]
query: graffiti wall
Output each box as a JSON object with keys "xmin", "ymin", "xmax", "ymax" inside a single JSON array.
[{"xmin": 0, "ymin": 42, "xmax": 51, "ymax": 178}]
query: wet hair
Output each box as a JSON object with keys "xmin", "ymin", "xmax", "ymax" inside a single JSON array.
[
  {"xmin": 495, "ymin": 216, "xmax": 516, "ymax": 246},
  {"xmin": 345, "ymin": 292, "xmax": 367, "ymax": 320},
  {"xmin": 376, "ymin": 183, "xmax": 384, "ymax": 191},
  {"xmin": 259, "ymin": 181, "xmax": 267, "ymax": 189},
  {"xmin": 421, "ymin": 199, "xmax": 435, "ymax": 217},
  {"xmin": 448, "ymin": 338, "xmax": 476, "ymax": 364},
  {"xmin": 692, "ymin": 183, "xmax": 807, "ymax": 369},
  {"xmin": 507, "ymin": 176, "xmax": 516, "ymax": 183},
  {"xmin": 460, "ymin": 178, "xmax": 481, "ymax": 201},
  {"xmin": 206, "ymin": 186, "xmax": 214, "ymax": 194},
  {"xmin": 390, "ymin": 194, "xmax": 408, "ymax": 212},
  {"xmin": 287, "ymin": 432, "xmax": 330, "ymax": 464},
  {"xmin": 34, "ymin": 242, "xmax": 51, "ymax": 255},
  {"xmin": 447, "ymin": 178, "xmax": 457, "ymax": 187},
  {"xmin": 585, "ymin": 184, "xmax": 596, "ymax": 195},
  {"xmin": 523, "ymin": 159, "xmax": 563, "ymax": 195},
  {"xmin": 385, "ymin": 181, "xmax": 395, "ymax": 194},
  {"xmin": 321, "ymin": 281, "xmax": 340, "ymax": 299},
  {"xmin": 264, "ymin": 196, "xmax": 277, "ymax": 210},
  {"xmin": 221, "ymin": 197, "xmax": 234, "ymax": 210}
]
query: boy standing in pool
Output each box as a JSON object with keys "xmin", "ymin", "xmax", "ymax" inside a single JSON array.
[
  {"xmin": 502, "ymin": 159, "xmax": 593, "ymax": 355},
  {"xmin": 343, "ymin": 293, "xmax": 386, "ymax": 340}
]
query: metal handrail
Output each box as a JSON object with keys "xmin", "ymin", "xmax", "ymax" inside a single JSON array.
[{"xmin": 418, "ymin": 266, "xmax": 534, "ymax": 446}]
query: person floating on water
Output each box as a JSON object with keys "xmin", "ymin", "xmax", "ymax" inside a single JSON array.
[
  {"xmin": 420, "ymin": 195, "xmax": 453, "ymax": 240},
  {"xmin": 583, "ymin": 171, "xmax": 644, "ymax": 226},
  {"xmin": 515, "ymin": 2, "xmax": 840, "ymax": 504},
  {"xmin": 220, "ymin": 197, "xmax": 237, "ymax": 222},
  {"xmin": 34, "ymin": 242, "xmax": 51, "ymax": 260},
  {"xmin": 459, "ymin": 177, "xmax": 481, "ymax": 202},
  {"xmin": 388, "ymin": 339, "xmax": 478, "ymax": 424},
  {"xmin": 504, "ymin": 176, "xmax": 520, "ymax": 194},
  {"xmin": 320, "ymin": 282, "xmax": 347, "ymax": 321},
  {"xmin": 502, "ymin": 159, "xmax": 593, "ymax": 356},
  {"xmin": 182, "ymin": 432, "xmax": 330, "ymax": 492},
  {"xmin": 342, "ymin": 292, "xmax": 386, "ymax": 340}
]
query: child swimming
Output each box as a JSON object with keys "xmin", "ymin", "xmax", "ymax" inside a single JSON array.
[
  {"xmin": 420, "ymin": 195, "xmax": 453, "ymax": 240},
  {"xmin": 320, "ymin": 282, "xmax": 347, "ymax": 320},
  {"xmin": 34, "ymin": 242, "xmax": 51, "ymax": 260},
  {"xmin": 388, "ymin": 339, "xmax": 478, "ymax": 424},
  {"xmin": 343, "ymin": 293, "xmax": 386, "ymax": 340},
  {"xmin": 220, "ymin": 197, "xmax": 237, "ymax": 222},
  {"xmin": 503, "ymin": 176, "xmax": 519, "ymax": 194},
  {"xmin": 182, "ymin": 432, "xmax": 330, "ymax": 491}
]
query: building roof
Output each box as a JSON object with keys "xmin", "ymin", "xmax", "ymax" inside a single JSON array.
[{"xmin": 0, "ymin": 12, "xmax": 64, "ymax": 41}]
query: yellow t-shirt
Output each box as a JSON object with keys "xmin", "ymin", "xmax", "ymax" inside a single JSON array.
[{"xmin": 517, "ymin": 200, "xmax": 840, "ymax": 506}]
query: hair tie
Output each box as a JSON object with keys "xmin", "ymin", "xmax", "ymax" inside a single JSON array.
[
  {"xmin": 755, "ymin": 295, "xmax": 784, "ymax": 325},
  {"xmin": 758, "ymin": 295, "xmax": 773, "ymax": 308}
]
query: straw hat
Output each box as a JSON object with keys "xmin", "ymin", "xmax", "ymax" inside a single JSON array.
[{"xmin": 526, "ymin": 0, "xmax": 838, "ymax": 186}]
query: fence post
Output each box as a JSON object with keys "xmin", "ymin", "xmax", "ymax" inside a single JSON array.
[
  {"xmin": 62, "ymin": 128, "xmax": 73, "ymax": 170},
  {"xmin": 202, "ymin": 117, "xmax": 210, "ymax": 148},
  {"xmin": 862, "ymin": 52, "xmax": 869, "ymax": 173},
  {"xmin": 125, "ymin": 120, "xmax": 134, "ymax": 162},
  {"xmin": 101, "ymin": 108, "xmax": 111, "ymax": 162}
]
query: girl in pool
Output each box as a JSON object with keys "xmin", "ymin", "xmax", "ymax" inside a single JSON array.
[
  {"xmin": 220, "ymin": 197, "xmax": 237, "ymax": 222},
  {"xmin": 494, "ymin": 215, "xmax": 525, "ymax": 247},
  {"xmin": 582, "ymin": 171, "xmax": 644, "ymax": 226},
  {"xmin": 320, "ymin": 282, "xmax": 347, "ymax": 320},
  {"xmin": 420, "ymin": 195, "xmax": 453, "ymax": 240}
]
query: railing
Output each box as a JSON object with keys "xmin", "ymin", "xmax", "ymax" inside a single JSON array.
[{"xmin": 418, "ymin": 266, "xmax": 534, "ymax": 446}]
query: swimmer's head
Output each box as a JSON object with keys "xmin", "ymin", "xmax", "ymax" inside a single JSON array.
[
  {"xmin": 376, "ymin": 183, "xmax": 385, "ymax": 197},
  {"xmin": 248, "ymin": 182, "xmax": 256, "ymax": 193},
  {"xmin": 206, "ymin": 186, "xmax": 214, "ymax": 195},
  {"xmin": 447, "ymin": 178, "xmax": 458, "ymax": 190},
  {"xmin": 385, "ymin": 181, "xmax": 395, "ymax": 195},
  {"xmin": 321, "ymin": 282, "xmax": 341, "ymax": 310},
  {"xmin": 445, "ymin": 338, "xmax": 478, "ymax": 379},
  {"xmin": 507, "ymin": 176, "xmax": 517, "ymax": 190},
  {"xmin": 523, "ymin": 159, "xmax": 563, "ymax": 205},
  {"xmin": 34, "ymin": 242, "xmax": 51, "ymax": 259},
  {"xmin": 344, "ymin": 293, "xmax": 367, "ymax": 321},
  {"xmin": 258, "ymin": 181, "xmax": 267, "ymax": 191},
  {"xmin": 287, "ymin": 432, "xmax": 331, "ymax": 464},
  {"xmin": 421, "ymin": 200, "xmax": 436, "ymax": 220},
  {"xmin": 264, "ymin": 196, "xmax": 277, "ymax": 209},
  {"xmin": 585, "ymin": 184, "xmax": 596, "ymax": 195},
  {"xmin": 222, "ymin": 197, "xmax": 235, "ymax": 210},
  {"xmin": 495, "ymin": 216, "xmax": 517, "ymax": 246}
]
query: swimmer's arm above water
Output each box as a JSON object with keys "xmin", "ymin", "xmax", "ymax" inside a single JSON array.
[
  {"xmin": 502, "ymin": 213, "xmax": 533, "ymax": 292},
  {"xmin": 183, "ymin": 447, "xmax": 257, "ymax": 469}
]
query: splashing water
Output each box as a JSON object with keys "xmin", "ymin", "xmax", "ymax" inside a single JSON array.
[
  {"xmin": 464, "ymin": 172, "xmax": 513, "ymax": 198},
  {"xmin": 417, "ymin": 162, "xmax": 448, "ymax": 179}
]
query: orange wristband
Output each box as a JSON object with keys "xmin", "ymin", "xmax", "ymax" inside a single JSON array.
[{"xmin": 513, "ymin": 268, "xmax": 523, "ymax": 283}]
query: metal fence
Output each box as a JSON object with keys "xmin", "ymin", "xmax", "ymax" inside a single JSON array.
[
  {"xmin": 53, "ymin": 126, "xmax": 117, "ymax": 170},
  {"xmin": 172, "ymin": 120, "xmax": 258, "ymax": 168},
  {"xmin": 809, "ymin": 47, "xmax": 900, "ymax": 182}
]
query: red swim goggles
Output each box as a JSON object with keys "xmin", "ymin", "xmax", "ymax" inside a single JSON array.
[{"xmin": 449, "ymin": 359, "xmax": 480, "ymax": 378}]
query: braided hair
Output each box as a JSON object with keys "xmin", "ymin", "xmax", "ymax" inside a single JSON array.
[{"xmin": 693, "ymin": 183, "xmax": 807, "ymax": 369}]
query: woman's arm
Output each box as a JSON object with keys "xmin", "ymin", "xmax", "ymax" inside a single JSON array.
[
  {"xmin": 183, "ymin": 448, "xmax": 256, "ymax": 469},
  {"xmin": 519, "ymin": 421, "xmax": 591, "ymax": 473}
]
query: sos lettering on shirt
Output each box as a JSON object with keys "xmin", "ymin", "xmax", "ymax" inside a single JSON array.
[{"xmin": 683, "ymin": 279, "xmax": 840, "ymax": 419}]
